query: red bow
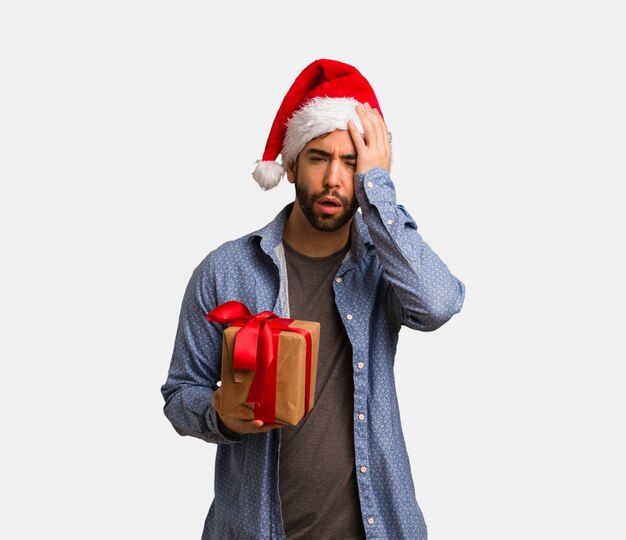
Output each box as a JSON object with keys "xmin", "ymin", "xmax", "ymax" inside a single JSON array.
[{"xmin": 206, "ymin": 300, "xmax": 312, "ymax": 424}]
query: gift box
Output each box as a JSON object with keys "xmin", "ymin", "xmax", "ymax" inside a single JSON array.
[{"xmin": 207, "ymin": 301, "xmax": 320, "ymax": 426}]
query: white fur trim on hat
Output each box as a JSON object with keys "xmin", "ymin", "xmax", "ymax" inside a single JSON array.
[
  {"xmin": 252, "ymin": 160, "xmax": 286, "ymax": 190},
  {"xmin": 281, "ymin": 97, "xmax": 365, "ymax": 168}
]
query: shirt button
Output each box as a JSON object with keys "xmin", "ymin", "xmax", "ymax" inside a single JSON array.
[
  {"xmin": 367, "ymin": 181, "xmax": 374, "ymax": 188},
  {"xmin": 367, "ymin": 517, "xmax": 375, "ymax": 525},
  {"xmin": 386, "ymin": 219, "xmax": 393, "ymax": 225},
  {"xmin": 346, "ymin": 314, "xmax": 353, "ymax": 320},
  {"xmin": 357, "ymin": 362, "xmax": 364, "ymax": 369},
  {"xmin": 358, "ymin": 413, "xmax": 365, "ymax": 421},
  {"xmin": 335, "ymin": 277, "xmax": 342, "ymax": 283},
  {"xmin": 360, "ymin": 466, "xmax": 367, "ymax": 473}
]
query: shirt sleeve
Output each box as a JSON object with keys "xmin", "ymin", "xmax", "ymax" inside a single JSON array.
[
  {"xmin": 161, "ymin": 256, "xmax": 244, "ymax": 445},
  {"xmin": 354, "ymin": 167, "xmax": 465, "ymax": 331}
]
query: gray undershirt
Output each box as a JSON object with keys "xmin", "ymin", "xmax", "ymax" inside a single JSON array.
[{"xmin": 278, "ymin": 240, "xmax": 365, "ymax": 540}]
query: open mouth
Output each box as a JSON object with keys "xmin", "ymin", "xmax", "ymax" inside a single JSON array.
[
  {"xmin": 316, "ymin": 196, "xmax": 342, "ymax": 215},
  {"xmin": 317, "ymin": 196, "xmax": 341, "ymax": 208}
]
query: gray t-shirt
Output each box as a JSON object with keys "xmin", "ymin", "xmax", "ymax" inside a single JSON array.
[{"xmin": 278, "ymin": 240, "xmax": 366, "ymax": 540}]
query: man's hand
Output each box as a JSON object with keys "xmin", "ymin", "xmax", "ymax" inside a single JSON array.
[
  {"xmin": 347, "ymin": 102, "xmax": 391, "ymax": 174},
  {"xmin": 211, "ymin": 387, "xmax": 286, "ymax": 434}
]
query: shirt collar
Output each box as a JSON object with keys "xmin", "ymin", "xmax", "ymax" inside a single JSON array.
[{"xmin": 249, "ymin": 203, "xmax": 373, "ymax": 263}]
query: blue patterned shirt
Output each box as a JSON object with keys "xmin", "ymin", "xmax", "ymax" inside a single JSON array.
[{"xmin": 161, "ymin": 167, "xmax": 465, "ymax": 539}]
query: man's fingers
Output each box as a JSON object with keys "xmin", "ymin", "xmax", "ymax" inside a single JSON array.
[
  {"xmin": 215, "ymin": 389, "xmax": 285, "ymax": 434},
  {"xmin": 255, "ymin": 422, "xmax": 285, "ymax": 433},
  {"xmin": 223, "ymin": 416, "xmax": 285, "ymax": 434},
  {"xmin": 211, "ymin": 388, "xmax": 221, "ymax": 409},
  {"xmin": 365, "ymin": 103, "xmax": 389, "ymax": 147},
  {"xmin": 372, "ymin": 108, "xmax": 391, "ymax": 150},
  {"xmin": 347, "ymin": 119, "xmax": 365, "ymax": 152},
  {"xmin": 357, "ymin": 103, "xmax": 379, "ymax": 145},
  {"xmin": 357, "ymin": 103, "xmax": 391, "ymax": 155},
  {"xmin": 350, "ymin": 103, "xmax": 391, "ymax": 173},
  {"xmin": 249, "ymin": 420, "xmax": 285, "ymax": 432}
]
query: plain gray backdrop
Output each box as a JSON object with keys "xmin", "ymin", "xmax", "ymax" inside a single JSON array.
[{"xmin": 2, "ymin": 1, "xmax": 624, "ymax": 538}]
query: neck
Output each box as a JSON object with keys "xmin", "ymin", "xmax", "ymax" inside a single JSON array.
[{"xmin": 282, "ymin": 202, "xmax": 351, "ymax": 257}]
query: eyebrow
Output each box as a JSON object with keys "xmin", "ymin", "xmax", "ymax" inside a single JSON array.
[{"xmin": 306, "ymin": 148, "xmax": 357, "ymax": 161}]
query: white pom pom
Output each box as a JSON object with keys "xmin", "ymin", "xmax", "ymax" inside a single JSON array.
[{"xmin": 252, "ymin": 160, "xmax": 285, "ymax": 190}]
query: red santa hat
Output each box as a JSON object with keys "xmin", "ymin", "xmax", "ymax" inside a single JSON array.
[{"xmin": 252, "ymin": 58, "xmax": 384, "ymax": 190}]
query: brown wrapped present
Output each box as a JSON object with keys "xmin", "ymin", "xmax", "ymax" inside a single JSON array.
[{"xmin": 206, "ymin": 301, "xmax": 319, "ymax": 426}]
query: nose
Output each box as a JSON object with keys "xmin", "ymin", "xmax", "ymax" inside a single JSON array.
[{"xmin": 323, "ymin": 159, "xmax": 343, "ymax": 190}]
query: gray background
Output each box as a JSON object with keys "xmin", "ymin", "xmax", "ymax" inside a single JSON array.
[{"xmin": 2, "ymin": 1, "xmax": 624, "ymax": 538}]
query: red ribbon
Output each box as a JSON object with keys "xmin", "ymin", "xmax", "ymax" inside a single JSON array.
[{"xmin": 206, "ymin": 300, "xmax": 313, "ymax": 424}]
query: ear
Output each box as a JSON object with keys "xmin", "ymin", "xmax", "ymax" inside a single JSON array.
[{"xmin": 286, "ymin": 160, "xmax": 297, "ymax": 184}]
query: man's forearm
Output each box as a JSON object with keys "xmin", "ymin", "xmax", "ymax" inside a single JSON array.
[{"xmin": 354, "ymin": 167, "xmax": 465, "ymax": 330}]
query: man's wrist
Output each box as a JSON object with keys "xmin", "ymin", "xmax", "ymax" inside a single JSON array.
[
  {"xmin": 354, "ymin": 167, "xmax": 394, "ymax": 205},
  {"xmin": 215, "ymin": 411, "xmax": 243, "ymax": 439},
  {"xmin": 207, "ymin": 405, "xmax": 244, "ymax": 442}
]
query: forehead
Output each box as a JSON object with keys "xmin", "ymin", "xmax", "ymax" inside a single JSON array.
[{"xmin": 302, "ymin": 129, "xmax": 356, "ymax": 153}]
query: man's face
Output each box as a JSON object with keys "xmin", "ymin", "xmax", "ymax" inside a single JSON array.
[{"xmin": 286, "ymin": 130, "xmax": 359, "ymax": 232}]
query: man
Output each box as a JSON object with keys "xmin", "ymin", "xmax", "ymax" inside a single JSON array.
[{"xmin": 162, "ymin": 58, "xmax": 465, "ymax": 539}]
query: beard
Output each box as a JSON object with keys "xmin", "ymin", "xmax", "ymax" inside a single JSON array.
[{"xmin": 294, "ymin": 179, "xmax": 359, "ymax": 232}]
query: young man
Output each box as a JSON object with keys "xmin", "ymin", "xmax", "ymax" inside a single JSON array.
[{"xmin": 161, "ymin": 58, "xmax": 465, "ymax": 540}]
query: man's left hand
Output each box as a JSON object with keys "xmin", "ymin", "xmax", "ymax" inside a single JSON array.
[{"xmin": 347, "ymin": 102, "xmax": 391, "ymax": 174}]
